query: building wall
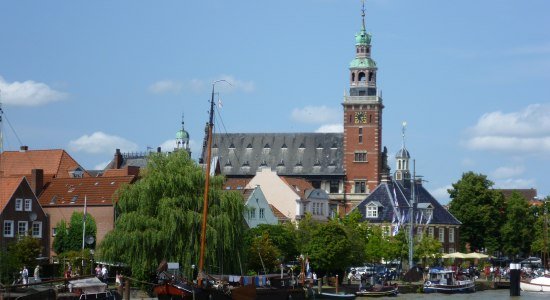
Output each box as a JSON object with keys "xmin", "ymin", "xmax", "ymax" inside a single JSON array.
[
  {"xmin": 245, "ymin": 187, "xmax": 278, "ymax": 228},
  {"xmin": 0, "ymin": 181, "xmax": 49, "ymax": 257},
  {"xmin": 43, "ymin": 206, "xmax": 114, "ymax": 257},
  {"xmin": 246, "ymin": 168, "xmax": 301, "ymax": 222}
]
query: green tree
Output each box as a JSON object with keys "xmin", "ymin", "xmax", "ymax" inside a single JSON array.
[
  {"xmin": 365, "ymin": 226, "xmax": 386, "ymax": 264},
  {"xmin": 53, "ymin": 212, "xmax": 97, "ymax": 254},
  {"xmin": 0, "ymin": 236, "xmax": 41, "ymax": 284},
  {"xmin": 531, "ymin": 198, "xmax": 550, "ymax": 259},
  {"xmin": 448, "ymin": 172, "xmax": 505, "ymax": 253},
  {"xmin": 303, "ymin": 222, "xmax": 352, "ymax": 274},
  {"xmin": 414, "ymin": 235, "xmax": 442, "ymax": 267},
  {"xmin": 340, "ymin": 211, "xmax": 368, "ymax": 266},
  {"xmin": 247, "ymin": 233, "xmax": 281, "ymax": 274},
  {"xmin": 247, "ymin": 223, "xmax": 298, "ymax": 264},
  {"xmin": 501, "ymin": 192, "xmax": 535, "ymax": 257},
  {"xmin": 99, "ymin": 151, "xmax": 247, "ymax": 281}
]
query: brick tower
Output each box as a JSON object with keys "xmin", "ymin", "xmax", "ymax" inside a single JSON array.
[{"xmin": 343, "ymin": 3, "xmax": 384, "ymax": 202}]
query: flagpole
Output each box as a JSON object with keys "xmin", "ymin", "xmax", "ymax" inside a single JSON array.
[{"xmin": 82, "ymin": 195, "xmax": 87, "ymax": 250}]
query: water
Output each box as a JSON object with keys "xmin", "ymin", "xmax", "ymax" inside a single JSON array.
[{"xmin": 382, "ymin": 289, "xmax": 549, "ymax": 299}]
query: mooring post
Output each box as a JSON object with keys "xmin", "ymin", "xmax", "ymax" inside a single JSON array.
[
  {"xmin": 124, "ymin": 278, "xmax": 131, "ymax": 299},
  {"xmin": 335, "ymin": 274, "xmax": 339, "ymax": 293},
  {"xmin": 509, "ymin": 263, "xmax": 520, "ymax": 296}
]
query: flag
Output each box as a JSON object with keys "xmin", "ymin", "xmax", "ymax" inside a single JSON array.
[
  {"xmin": 393, "ymin": 186, "xmax": 398, "ymax": 207},
  {"xmin": 218, "ymin": 98, "xmax": 223, "ymax": 109},
  {"xmin": 426, "ymin": 212, "xmax": 433, "ymax": 224}
]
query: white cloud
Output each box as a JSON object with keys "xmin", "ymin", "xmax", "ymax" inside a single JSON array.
[
  {"xmin": 217, "ymin": 74, "xmax": 255, "ymax": 93},
  {"xmin": 93, "ymin": 161, "xmax": 111, "ymax": 170},
  {"xmin": 492, "ymin": 165, "xmax": 525, "ymax": 179},
  {"xmin": 494, "ymin": 178, "xmax": 537, "ymax": 190},
  {"xmin": 464, "ymin": 104, "xmax": 550, "ymax": 154},
  {"xmin": 0, "ymin": 76, "xmax": 67, "ymax": 106},
  {"xmin": 148, "ymin": 80, "xmax": 183, "ymax": 94},
  {"xmin": 159, "ymin": 139, "xmax": 176, "ymax": 152},
  {"xmin": 68, "ymin": 131, "xmax": 138, "ymax": 154},
  {"xmin": 461, "ymin": 158, "xmax": 475, "ymax": 167},
  {"xmin": 429, "ymin": 185, "xmax": 452, "ymax": 204},
  {"xmin": 315, "ymin": 124, "xmax": 343, "ymax": 133},
  {"xmin": 291, "ymin": 105, "xmax": 341, "ymax": 124}
]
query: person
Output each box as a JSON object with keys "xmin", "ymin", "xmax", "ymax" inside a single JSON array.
[
  {"xmin": 101, "ymin": 265, "xmax": 108, "ymax": 283},
  {"xmin": 34, "ymin": 265, "xmax": 40, "ymax": 283},
  {"xmin": 21, "ymin": 266, "xmax": 29, "ymax": 287},
  {"xmin": 312, "ymin": 272, "xmax": 317, "ymax": 285},
  {"xmin": 95, "ymin": 265, "xmax": 102, "ymax": 279},
  {"xmin": 115, "ymin": 272, "xmax": 122, "ymax": 287}
]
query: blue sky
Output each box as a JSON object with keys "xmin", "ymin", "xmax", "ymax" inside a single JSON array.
[{"xmin": 1, "ymin": 0, "xmax": 549, "ymax": 204}]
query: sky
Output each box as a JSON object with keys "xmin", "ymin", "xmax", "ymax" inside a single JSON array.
[{"xmin": 1, "ymin": 0, "xmax": 549, "ymax": 204}]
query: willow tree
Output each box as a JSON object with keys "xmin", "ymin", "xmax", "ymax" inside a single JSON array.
[{"xmin": 99, "ymin": 150, "xmax": 247, "ymax": 280}]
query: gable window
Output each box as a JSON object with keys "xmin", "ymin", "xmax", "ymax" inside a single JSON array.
[
  {"xmin": 355, "ymin": 181, "xmax": 366, "ymax": 193},
  {"xmin": 366, "ymin": 204, "xmax": 378, "ymax": 218},
  {"xmin": 15, "ymin": 198, "xmax": 23, "ymax": 211},
  {"xmin": 32, "ymin": 222, "xmax": 42, "ymax": 238},
  {"xmin": 449, "ymin": 228, "xmax": 455, "ymax": 243},
  {"xmin": 259, "ymin": 208, "xmax": 265, "ymax": 219},
  {"xmin": 250, "ymin": 208, "xmax": 256, "ymax": 219},
  {"xmin": 354, "ymin": 151, "xmax": 367, "ymax": 162},
  {"xmin": 4, "ymin": 220, "xmax": 14, "ymax": 237},
  {"xmin": 18, "ymin": 221, "xmax": 28, "ymax": 236},
  {"xmin": 439, "ymin": 228, "xmax": 445, "ymax": 242},
  {"xmin": 24, "ymin": 199, "xmax": 32, "ymax": 211}
]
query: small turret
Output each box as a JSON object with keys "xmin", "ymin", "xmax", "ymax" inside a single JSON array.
[
  {"xmin": 175, "ymin": 113, "xmax": 191, "ymax": 156},
  {"xmin": 394, "ymin": 122, "xmax": 411, "ymax": 182}
]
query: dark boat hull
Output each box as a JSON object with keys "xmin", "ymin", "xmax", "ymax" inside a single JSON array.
[
  {"xmin": 423, "ymin": 282, "xmax": 475, "ymax": 294},
  {"xmin": 154, "ymin": 283, "xmax": 305, "ymax": 300}
]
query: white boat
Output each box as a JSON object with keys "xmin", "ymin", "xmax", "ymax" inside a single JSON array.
[
  {"xmin": 423, "ymin": 269, "xmax": 475, "ymax": 294},
  {"xmin": 521, "ymin": 276, "xmax": 550, "ymax": 292}
]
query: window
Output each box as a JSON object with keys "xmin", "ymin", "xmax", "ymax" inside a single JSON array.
[
  {"xmin": 18, "ymin": 221, "xmax": 28, "ymax": 236},
  {"xmin": 354, "ymin": 152, "xmax": 367, "ymax": 162},
  {"xmin": 428, "ymin": 227, "xmax": 434, "ymax": 238},
  {"xmin": 439, "ymin": 228, "xmax": 445, "ymax": 242},
  {"xmin": 449, "ymin": 247, "xmax": 455, "ymax": 253},
  {"xmin": 24, "ymin": 199, "xmax": 32, "ymax": 211},
  {"xmin": 449, "ymin": 228, "xmax": 455, "ymax": 243},
  {"xmin": 355, "ymin": 181, "xmax": 366, "ymax": 193},
  {"xmin": 329, "ymin": 181, "xmax": 339, "ymax": 194},
  {"xmin": 32, "ymin": 222, "xmax": 42, "ymax": 238},
  {"xmin": 4, "ymin": 221, "xmax": 14, "ymax": 237},
  {"xmin": 250, "ymin": 208, "xmax": 256, "ymax": 219},
  {"xmin": 358, "ymin": 128, "xmax": 363, "ymax": 134},
  {"xmin": 15, "ymin": 198, "xmax": 23, "ymax": 211},
  {"xmin": 320, "ymin": 203, "xmax": 324, "ymax": 215},
  {"xmin": 366, "ymin": 204, "xmax": 378, "ymax": 218},
  {"xmin": 52, "ymin": 227, "xmax": 57, "ymax": 237},
  {"xmin": 417, "ymin": 227, "xmax": 423, "ymax": 238},
  {"xmin": 358, "ymin": 136, "xmax": 363, "ymax": 143},
  {"xmin": 259, "ymin": 208, "xmax": 265, "ymax": 219}
]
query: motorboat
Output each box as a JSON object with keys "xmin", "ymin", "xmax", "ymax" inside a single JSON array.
[
  {"xmin": 317, "ymin": 291, "xmax": 356, "ymax": 299},
  {"xmin": 355, "ymin": 284, "xmax": 398, "ymax": 297},
  {"xmin": 521, "ymin": 275, "xmax": 550, "ymax": 292},
  {"xmin": 423, "ymin": 268, "xmax": 475, "ymax": 294}
]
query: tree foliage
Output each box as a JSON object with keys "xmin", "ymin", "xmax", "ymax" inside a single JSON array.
[
  {"xmin": 247, "ymin": 233, "xmax": 281, "ymax": 274},
  {"xmin": 531, "ymin": 198, "xmax": 550, "ymax": 256},
  {"xmin": 500, "ymin": 192, "xmax": 535, "ymax": 256},
  {"xmin": 448, "ymin": 172, "xmax": 505, "ymax": 253},
  {"xmin": 53, "ymin": 212, "xmax": 97, "ymax": 254},
  {"xmin": 99, "ymin": 151, "xmax": 247, "ymax": 281},
  {"xmin": 303, "ymin": 221, "xmax": 352, "ymax": 273},
  {"xmin": 246, "ymin": 223, "xmax": 298, "ymax": 264},
  {"xmin": 414, "ymin": 235, "xmax": 442, "ymax": 266}
]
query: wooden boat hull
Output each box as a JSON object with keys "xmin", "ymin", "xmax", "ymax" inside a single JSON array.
[
  {"xmin": 317, "ymin": 292, "xmax": 356, "ymax": 299},
  {"xmin": 355, "ymin": 287, "xmax": 398, "ymax": 297},
  {"xmin": 423, "ymin": 281, "xmax": 475, "ymax": 294},
  {"xmin": 154, "ymin": 283, "xmax": 304, "ymax": 300}
]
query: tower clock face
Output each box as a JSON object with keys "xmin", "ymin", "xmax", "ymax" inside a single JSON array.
[{"xmin": 354, "ymin": 111, "xmax": 367, "ymax": 124}]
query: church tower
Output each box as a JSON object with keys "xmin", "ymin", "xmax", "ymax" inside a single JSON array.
[
  {"xmin": 394, "ymin": 122, "xmax": 411, "ymax": 182},
  {"xmin": 176, "ymin": 113, "xmax": 191, "ymax": 156},
  {"xmin": 343, "ymin": 2, "xmax": 384, "ymax": 201}
]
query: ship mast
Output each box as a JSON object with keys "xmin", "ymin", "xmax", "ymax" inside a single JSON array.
[{"xmin": 198, "ymin": 79, "xmax": 229, "ymax": 285}]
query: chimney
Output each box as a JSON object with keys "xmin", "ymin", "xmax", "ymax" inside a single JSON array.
[
  {"xmin": 20, "ymin": 145, "xmax": 29, "ymax": 152},
  {"xmin": 31, "ymin": 169, "xmax": 44, "ymax": 196},
  {"xmin": 114, "ymin": 149, "xmax": 123, "ymax": 169}
]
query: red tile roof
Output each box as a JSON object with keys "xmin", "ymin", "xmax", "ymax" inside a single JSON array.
[
  {"xmin": 269, "ymin": 204, "xmax": 289, "ymax": 222},
  {"xmin": 496, "ymin": 188, "xmax": 538, "ymax": 202},
  {"xmin": 223, "ymin": 178, "xmax": 251, "ymax": 190},
  {"xmin": 38, "ymin": 176, "xmax": 136, "ymax": 207},
  {"xmin": 0, "ymin": 149, "xmax": 89, "ymax": 180},
  {"xmin": 280, "ymin": 177, "xmax": 313, "ymax": 199},
  {"xmin": 0, "ymin": 176, "xmax": 24, "ymax": 211}
]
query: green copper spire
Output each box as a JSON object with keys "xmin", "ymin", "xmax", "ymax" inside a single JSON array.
[{"xmin": 355, "ymin": 0, "xmax": 371, "ymax": 45}]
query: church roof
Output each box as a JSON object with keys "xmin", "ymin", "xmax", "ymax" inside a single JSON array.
[
  {"xmin": 209, "ymin": 133, "xmax": 344, "ymax": 177},
  {"xmin": 351, "ymin": 180, "xmax": 461, "ymax": 225},
  {"xmin": 396, "ymin": 147, "xmax": 410, "ymax": 159}
]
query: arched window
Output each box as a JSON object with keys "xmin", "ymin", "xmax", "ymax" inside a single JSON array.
[
  {"xmin": 358, "ymin": 72, "xmax": 366, "ymax": 82},
  {"xmin": 368, "ymin": 71, "xmax": 374, "ymax": 82},
  {"xmin": 351, "ymin": 73, "xmax": 355, "ymax": 82}
]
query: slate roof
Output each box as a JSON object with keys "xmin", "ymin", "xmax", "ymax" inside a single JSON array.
[
  {"xmin": 38, "ymin": 176, "xmax": 136, "ymax": 207},
  {"xmin": 104, "ymin": 152, "xmax": 149, "ymax": 170},
  {"xmin": 0, "ymin": 149, "xmax": 90, "ymax": 179},
  {"xmin": 208, "ymin": 133, "xmax": 344, "ymax": 177},
  {"xmin": 351, "ymin": 180, "xmax": 461, "ymax": 225},
  {"xmin": 0, "ymin": 176, "xmax": 24, "ymax": 211}
]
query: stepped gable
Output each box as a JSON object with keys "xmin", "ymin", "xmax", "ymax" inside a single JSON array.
[
  {"xmin": 38, "ymin": 175, "xmax": 135, "ymax": 207},
  {"xmin": 0, "ymin": 176, "xmax": 24, "ymax": 210},
  {"xmin": 353, "ymin": 180, "xmax": 461, "ymax": 225},
  {"xmin": 210, "ymin": 133, "xmax": 344, "ymax": 176},
  {"xmin": 0, "ymin": 148, "xmax": 90, "ymax": 179}
]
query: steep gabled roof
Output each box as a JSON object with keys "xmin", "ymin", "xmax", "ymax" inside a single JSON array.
[
  {"xmin": 38, "ymin": 176, "xmax": 135, "ymax": 207},
  {"xmin": 281, "ymin": 177, "xmax": 313, "ymax": 199},
  {"xmin": 0, "ymin": 149, "xmax": 90, "ymax": 179},
  {"xmin": 209, "ymin": 133, "xmax": 344, "ymax": 176},
  {"xmin": 269, "ymin": 204, "xmax": 289, "ymax": 222},
  {"xmin": 0, "ymin": 176, "xmax": 25, "ymax": 211},
  {"xmin": 496, "ymin": 188, "xmax": 538, "ymax": 202},
  {"xmin": 351, "ymin": 180, "xmax": 461, "ymax": 225}
]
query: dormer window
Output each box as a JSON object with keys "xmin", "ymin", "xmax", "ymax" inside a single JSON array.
[
  {"xmin": 229, "ymin": 143, "xmax": 235, "ymax": 149},
  {"xmin": 264, "ymin": 143, "xmax": 270, "ymax": 149},
  {"xmin": 70, "ymin": 195, "xmax": 78, "ymax": 204},
  {"xmin": 299, "ymin": 143, "xmax": 306, "ymax": 149},
  {"xmin": 246, "ymin": 143, "xmax": 253, "ymax": 149},
  {"xmin": 365, "ymin": 202, "xmax": 380, "ymax": 218},
  {"xmin": 70, "ymin": 167, "xmax": 84, "ymax": 178}
]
